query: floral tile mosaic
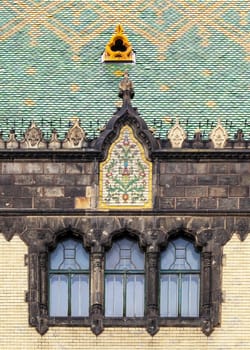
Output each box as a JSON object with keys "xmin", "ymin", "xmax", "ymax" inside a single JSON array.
[{"xmin": 99, "ymin": 126, "xmax": 152, "ymax": 209}]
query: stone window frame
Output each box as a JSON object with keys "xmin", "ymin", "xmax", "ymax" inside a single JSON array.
[{"xmin": 26, "ymin": 226, "xmax": 222, "ymax": 336}]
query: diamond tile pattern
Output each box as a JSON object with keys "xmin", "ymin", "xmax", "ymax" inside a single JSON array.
[{"xmin": 0, "ymin": 1, "xmax": 249, "ymax": 140}]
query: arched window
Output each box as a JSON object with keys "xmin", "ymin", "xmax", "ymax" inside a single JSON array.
[
  {"xmin": 49, "ymin": 238, "xmax": 89, "ymax": 317},
  {"xmin": 160, "ymin": 237, "xmax": 200, "ymax": 317},
  {"xmin": 105, "ymin": 237, "xmax": 145, "ymax": 317}
]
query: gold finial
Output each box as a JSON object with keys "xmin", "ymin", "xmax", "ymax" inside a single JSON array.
[{"xmin": 102, "ymin": 25, "xmax": 134, "ymax": 62}]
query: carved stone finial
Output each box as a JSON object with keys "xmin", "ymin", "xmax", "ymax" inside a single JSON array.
[
  {"xmin": 118, "ymin": 71, "xmax": 135, "ymax": 107},
  {"xmin": 20, "ymin": 121, "xmax": 46, "ymax": 149},
  {"xmin": 210, "ymin": 119, "xmax": 228, "ymax": 148},
  {"xmin": 167, "ymin": 118, "xmax": 187, "ymax": 148},
  {"xmin": 102, "ymin": 24, "xmax": 134, "ymax": 62},
  {"xmin": 62, "ymin": 119, "xmax": 86, "ymax": 149},
  {"xmin": 0, "ymin": 131, "xmax": 5, "ymax": 149},
  {"xmin": 6, "ymin": 129, "xmax": 18, "ymax": 149},
  {"xmin": 48, "ymin": 129, "xmax": 61, "ymax": 149}
]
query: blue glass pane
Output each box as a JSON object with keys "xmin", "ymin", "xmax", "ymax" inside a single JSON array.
[
  {"xmin": 50, "ymin": 243, "xmax": 64, "ymax": 269},
  {"xmin": 160, "ymin": 243, "xmax": 175, "ymax": 269},
  {"xmin": 161, "ymin": 238, "xmax": 200, "ymax": 270},
  {"xmin": 181, "ymin": 274, "xmax": 200, "ymax": 317},
  {"xmin": 160, "ymin": 274, "xmax": 178, "ymax": 317},
  {"xmin": 50, "ymin": 239, "xmax": 89, "ymax": 270},
  {"xmin": 71, "ymin": 275, "xmax": 89, "ymax": 317},
  {"xmin": 106, "ymin": 238, "xmax": 144, "ymax": 270},
  {"xmin": 105, "ymin": 275, "xmax": 123, "ymax": 317},
  {"xmin": 186, "ymin": 243, "xmax": 200, "ymax": 269},
  {"xmin": 49, "ymin": 274, "xmax": 68, "ymax": 316},
  {"xmin": 126, "ymin": 275, "xmax": 144, "ymax": 317}
]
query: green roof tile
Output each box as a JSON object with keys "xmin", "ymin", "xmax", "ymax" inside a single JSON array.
[{"xmin": 0, "ymin": 1, "xmax": 249, "ymax": 141}]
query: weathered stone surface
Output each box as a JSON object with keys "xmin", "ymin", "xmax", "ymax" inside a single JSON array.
[
  {"xmin": 185, "ymin": 186, "xmax": 208, "ymax": 197},
  {"xmin": 44, "ymin": 163, "xmax": 65, "ymax": 174},
  {"xmin": 229, "ymin": 186, "xmax": 249, "ymax": 197},
  {"xmin": 197, "ymin": 175, "xmax": 217, "ymax": 185},
  {"xmin": 64, "ymin": 186, "xmax": 85, "ymax": 197},
  {"xmin": 43, "ymin": 187, "xmax": 64, "ymax": 197},
  {"xmin": 65, "ymin": 163, "xmax": 84, "ymax": 174},
  {"xmin": 209, "ymin": 163, "xmax": 229, "ymax": 174},
  {"xmin": 187, "ymin": 163, "xmax": 208, "ymax": 174},
  {"xmin": 14, "ymin": 175, "xmax": 35, "ymax": 185},
  {"xmin": 218, "ymin": 198, "xmax": 239, "ymax": 210},
  {"xmin": 14, "ymin": 197, "xmax": 33, "ymax": 208},
  {"xmin": 176, "ymin": 198, "xmax": 196, "ymax": 209},
  {"xmin": 239, "ymin": 198, "xmax": 250, "ymax": 210},
  {"xmin": 165, "ymin": 163, "xmax": 187, "ymax": 174},
  {"xmin": 208, "ymin": 186, "xmax": 228, "ymax": 197},
  {"xmin": 55, "ymin": 197, "xmax": 75, "ymax": 208},
  {"xmin": 176, "ymin": 175, "xmax": 196, "ymax": 186},
  {"xmin": 34, "ymin": 198, "xmax": 55, "ymax": 209},
  {"xmin": 159, "ymin": 174, "xmax": 175, "ymax": 187},
  {"xmin": 159, "ymin": 198, "xmax": 175, "ymax": 209},
  {"xmin": 229, "ymin": 163, "xmax": 250, "ymax": 174},
  {"xmin": 218, "ymin": 175, "xmax": 239, "ymax": 185},
  {"xmin": 198, "ymin": 198, "xmax": 217, "ymax": 209},
  {"xmin": 161, "ymin": 186, "xmax": 185, "ymax": 197},
  {"xmin": 241, "ymin": 175, "xmax": 250, "ymax": 186},
  {"xmin": 0, "ymin": 175, "xmax": 13, "ymax": 185}
]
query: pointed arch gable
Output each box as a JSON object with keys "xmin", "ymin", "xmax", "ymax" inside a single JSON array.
[{"xmin": 99, "ymin": 125, "xmax": 152, "ymax": 209}]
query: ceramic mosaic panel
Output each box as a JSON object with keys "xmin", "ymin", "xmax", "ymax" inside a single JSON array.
[{"xmin": 99, "ymin": 126, "xmax": 152, "ymax": 209}]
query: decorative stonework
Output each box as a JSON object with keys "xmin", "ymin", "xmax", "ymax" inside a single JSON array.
[
  {"xmin": 102, "ymin": 24, "xmax": 135, "ymax": 63},
  {"xmin": 168, "ymin": 118, "xmax": 187, "ymax": 148},
  {"xmin": 48, "ymin": 129, "xmax": 61, "ymax": 149},
  {"xmin": 99, "ymin": 125, "xmax": 152, "ymax": 209},
  {"xmin": 62, "ymin": 119, "xmax": 86, "ymax": 149},
  {"xmin": 6, "ymin": 130, "xmax": 18, "ymax": 149},
  {"xmin": 210, "ymin": 119, "xmax": 228, "ymax": 148},
  {"xmin": 20, "ymin": 121, "xmax": 46, "ymax": 149}
]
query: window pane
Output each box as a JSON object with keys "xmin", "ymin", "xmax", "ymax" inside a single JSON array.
[
  {"xmin": 160, "ymin": 274, "xmax": 178, "ymax": 317},
  {"xmin": 181, "ymin": 274, "xmax": 200, "ymax": 317},
  {"xmin": 71, "ymin": 275, "xmax": 89, "ymax": 317},
  {"xmin": 126, "ymin": 275, "xmax": 144, "ymax": 317},
  {"xmin": 186, "ymin": 243, "xmax": 200, "ymax": 270},
  {"xmin": 50, "ymin": 243, "xmax": 64, "ymax": 269},
  {"xmin": 161, "ymin": 238, "xmax": 200, "ymax": 271},
  {"xmin": 50, "ymin": 239, "xmax": 89, "ymax": 270},
  {"xmin": 105, "ymin": 275, "xmax": 123, "ymax": 316},
  {"xmin": 49, "ymin": 274, "xmax": 68, "ymax": 316},
  {"xmin": 106, "ymin": 238, "xmax": 144, "ymax": 270}
]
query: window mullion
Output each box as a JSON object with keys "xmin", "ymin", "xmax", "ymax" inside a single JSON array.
[
  {"xmin": 178, "ymin": 273, "xmax": 182, "ymax": 317},
  {"xmin": 68, "ymin": 272, "xmax": 71, "ymax": 316},
  {"xmin": 124, "ymin": 272, "xmax": 127, "ymax": 317}
]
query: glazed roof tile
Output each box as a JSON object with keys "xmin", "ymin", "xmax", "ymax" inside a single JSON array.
[{"xmin": 0, "ymin": 1, "xmax": 249, "ymax": 140}]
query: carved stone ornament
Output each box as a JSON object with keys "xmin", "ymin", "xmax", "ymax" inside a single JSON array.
[
  {"xmin": 62, "ymin": 119, "xmax": 86, "ymax": 148},
  {"xmin": 6, "ymin": 129, "xmax": 18, "ymax": 149},
  {"xmin": 168, "ymin": 118, "xmax": 187, "ymax": 148},
  {"xmin": 210, "ymin": 119, "xmax": 228, "ymax": 149},
  {"xmin": 13, "ymin": 218, "xmax": 227, "ymax": 336},
  {"xmin": 0, "ymin": 132, "xmax": 5, "ymax": 149},
  {"xmin": 20, "ymin": 121, "xmax": 46, "ymax": 149},
  {"xmin": 48, "ymin": 129, "xmax": 61, "ymax": 149},
  {"xmin": 102, "ymin": 24, "xmax": 135, "ymax": 63}
]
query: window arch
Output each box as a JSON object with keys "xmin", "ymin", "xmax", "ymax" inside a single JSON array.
[
  {"xmin": 49, "ymin": 238, "xmax": 90, "ymax": 317},
  {"xmin": 105, "ymin": 237, "xmax": 145, "ymax": 317},
  {"xmin": 160, "ymin": 237, "xmax": 200, "ymax": 318}
]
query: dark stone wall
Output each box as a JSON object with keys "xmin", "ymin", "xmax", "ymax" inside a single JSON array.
[
  {"xmin": 0, "ymin": 161, "xmax": 96, "ymax": 209},
  {"xmin": 0, "ymin": 159, "xmax": 249, "ymax": 211},
  {"xmin": 158, "ymin": 161, "xmax": 250, "ymax": 211}
]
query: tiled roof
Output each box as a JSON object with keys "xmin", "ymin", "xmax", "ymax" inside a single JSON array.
[{"xmin": 0, "ymin": 1, "xmax": 249, "ymax": 140}]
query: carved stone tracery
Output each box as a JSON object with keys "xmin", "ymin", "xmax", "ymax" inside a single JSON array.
[{"xmin": 18, "ymin": 221, "xmax": 225, "ymax": 336}]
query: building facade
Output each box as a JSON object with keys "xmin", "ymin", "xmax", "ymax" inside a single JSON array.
[{"xmin": 0, "ymin": 1, "xmax": 249, "ymax": 349}]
